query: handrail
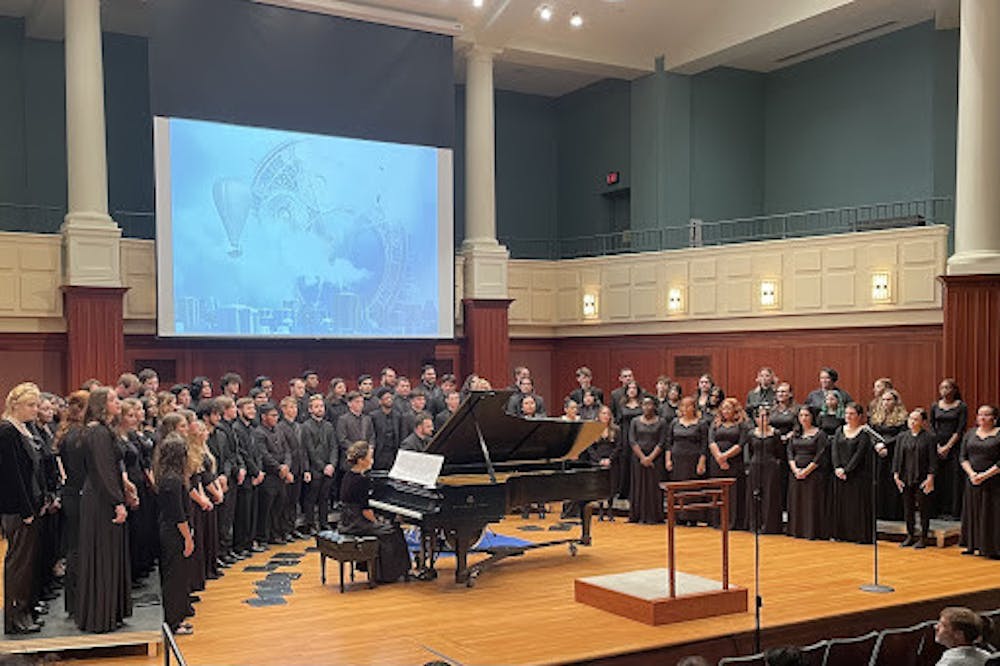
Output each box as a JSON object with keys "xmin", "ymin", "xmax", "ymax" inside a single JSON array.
[
  {"xmin": 502, "ymin": 196, "xmax": 954, "ymax": 260},
  {"xmin": 162, "ymin": 622, "xmax": 188, "ymax": 666}
]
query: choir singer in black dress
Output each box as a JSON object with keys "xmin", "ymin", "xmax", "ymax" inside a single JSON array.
[
  {"xmin": 707, "ymin": 398, "xmax": 747, "ymax": 530},
  {"xmin": 893, "ymin": 408, "xmax": 937, "ymax": 548},
  {"xmin": 628, "ymin": 397, "xmax": 667, "ymax": 524},
  {"xmin": 665, "ymin": 397, "xmax": 708, "ymax": 525},
  {"xmin": 786, "ymin": 406, "xmax": 829, "ymax": 540},
  {"xmin": 746, "ymin": 407, "xmax": 784, "ymax": 535},
  {"xmin": 959, "ymin": 405, "xmax": 1000, "ymax": 559},
  {"xmin": 76, "ymin": 386, "xmax": 132, "ymax": 633},
  {"xmin": 338, "ymin": 441, "xmax": 411, "ymax": 583},
  {"xmin": 153, "ymin": 433, "xmax": 195, "ymax": 635},
  {"xmin": 829, "ymin": 403, "xmax": 873, "ymax": 543}
]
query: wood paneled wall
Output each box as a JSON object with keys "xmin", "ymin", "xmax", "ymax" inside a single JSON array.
[{"xmin": 513, "ymin": 324, "xmax": 945, "ymax": 415}]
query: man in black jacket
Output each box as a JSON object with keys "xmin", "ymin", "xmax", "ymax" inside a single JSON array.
[
  {"xmin": 371, "ymin": 387, "xmax": 403, "ymax": 471},
  {"xmin": 276, "ymin": 397, "xmax": 305, "ymax": 540},
  {"xmin": 233, "ymin": 398, "xmax": 264, "ymax": 554},
  {"xmin": 253, "ymin": 403, "xmax": 288, "ymax": 545},
  {"xmin": 300, "ymin": 395, "xmax": 338, "ymax": 533}
]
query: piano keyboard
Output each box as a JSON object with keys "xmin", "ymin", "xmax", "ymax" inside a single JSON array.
[{"xmin": 369, "ymin": 499, "xmax": 424, "ymax": 521}]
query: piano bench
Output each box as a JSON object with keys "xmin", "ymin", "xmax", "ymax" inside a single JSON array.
[{"xmin": 315, "ymin": 531, "xmax": 379, "ymax": 593}]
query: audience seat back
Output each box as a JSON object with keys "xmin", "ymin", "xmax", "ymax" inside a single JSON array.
[
  {"xmin": 799, "ymin": 639, "xmax": 827, "ymax": 665},
  {"xmin": 868, "ymin": 621, "xmax": 937, "ymax": 666},
  {"xmin": 717, "ymin": 654, "xmax": 766, "ymax": 665},
  {"xmin": 824, "ymin": 630, "xmax": 879, "ymax": 666}
]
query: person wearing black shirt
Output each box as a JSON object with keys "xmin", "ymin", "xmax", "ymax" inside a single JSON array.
[
  {"xmin": 357, "ymin": 375, "xmax": 379, "ymax": 414},
  {"xmin": 289, "ymin": 378, "xmax": 310, "ymax": 425},
  {"xmin": 338, "ymin": 442, "xmax": 410, "ymax": 583},
  {"xmin": 745, "ymin": 367, "xmax": 776, "ymax": 419},
  {"xmin": 805, "ymin": 367, "xmax": 853, "ymax": 413},
  {"xmin": 214, "ymin": 397, "xmax": 245, "ymax": 563},
  {"xmin": 893, "ymin": 408, "xmax": 937, "ymax": 548},
  {"xmin": 57, "ymin": 390, "xmax": 89, "ymax": 617},
  {"xmin": 253, "ymin": 404, "xmax": 287, "ymax": 545},
  {"xmin": 301, "ymin": 395, "xmax": 338, "ymax": 533},
  {"xmin": 434, "ymin": 391, "xmax": 461, "ymax": 431},
  {"xmin": 419, "ymin": 365, "xmax": 444, "ymax": 417},
  {"xmin": 324, "ymin": 378, "xmax": 349, "ymax": 426},
  {"xmin": 568, "ymin": 366, "xmax": 605, "ymax": 409},
  {"xmin": 276, "ymin": 397, "xmax": 305, "ymax": 540},
  {"xmin": 154, "ymin": 433, "xmax": 195, "ymax": 635},
  {"xmin": 1, "ymin": 383, "xmax": 43, "ymax": 634},
  {"xmin": 506, "ymin": 377, "xmax": 546, "ymax": 417},
  {"xmin": 232, "ymin": 398, "xmax": 263, "ymax": 555},
  {"xmin": 786, "ymin": 406, "xmax": 829, "ymax": 540},
  {"xmin": 830, "ymin": 403, "xmax": 873, "ymax": 544},
  {"xmin": 959, "ymin": 405, "xmax": 1000, "ymax": 559},
  {"xmin": 930, "ymin": 378, "xmax": 968, "ymax": 519},
  {"xmin": 370, "ymin": 387, "xmax": 402, "ymax": 471},
  {"xmin": 336, "ymin": 392, "xmax": 375, "ymax": 472},
  {"xmin": 400, "ymin": 413, "xmax": 434, "ymax": 453}
]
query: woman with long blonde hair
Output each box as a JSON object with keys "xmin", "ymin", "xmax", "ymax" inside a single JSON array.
[{"xmin": 1, "ymin": 383, "xmax": 43, "ymax": 634}]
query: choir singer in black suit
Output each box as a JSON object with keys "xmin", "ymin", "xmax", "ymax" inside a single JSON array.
[{"xmin": 893, "ymin": 408, "xmax": 937, "ymax": 548}]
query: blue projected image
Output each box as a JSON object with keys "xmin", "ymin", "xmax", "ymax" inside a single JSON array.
[{"xmin": 161, "ymin": 117, "xmax": 445, "ymax": 337}]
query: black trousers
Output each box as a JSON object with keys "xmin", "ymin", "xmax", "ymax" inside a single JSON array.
[
  {"xmin": 256, "ymin": 479, "xmax": 281, "ymax": 543},
  {"xmin": 282, "ymin": 478, "xmax": 302, "ymax": 535},
  {"xmin": 158, "ymin": 526, "xmax": 189, "ymax": 631},
  {"xmin": 2, "ymin": 514, "xmax": 38, "ymax": 630},
  {"xmin": 218, "ymin": 486, "xmax": 236, "ymax": 553},
  {"xmin": 302, "ymin": 474, "xmax": 334, "ymax": 530},
  {"xmin": 902, "ymin": 484, "xmax": 931, "ymax": 537},
  {"xmin": 234, "ymin": 484, "xmax": 257, "ymax": 551}
]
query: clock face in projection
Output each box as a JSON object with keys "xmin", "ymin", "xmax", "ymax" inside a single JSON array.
[{"xmin": 248, "ymin": 139, "xmax": 407, "ymax": 326}]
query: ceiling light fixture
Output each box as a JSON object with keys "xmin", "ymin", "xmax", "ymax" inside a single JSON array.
[
  {"xmin": 538, "ymin": 5, "xmax": 553, "ymax": 21},
  {"xmin": 472, "ymin": 0, "xmax": 483, "ymax": 8},
  {"xmin": 569, "ymin": 11, "xmax": 583, "ymax": 27}
]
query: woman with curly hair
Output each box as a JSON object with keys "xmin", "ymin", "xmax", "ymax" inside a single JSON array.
[
  {"xmin": 707, "ymin": 397, "xmax": 747, "ymax": 530},
  {"xmin": 870, "ymin": 389, "xmax": 908, "ymax": 520}
]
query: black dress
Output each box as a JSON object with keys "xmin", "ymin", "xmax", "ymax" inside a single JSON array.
[
  {"xmin": 745, "ymin": 429, "xmax": 784, "ymax": 534},
  {"xmin": 667, "ymin": 420, "xmax": 708, "ymax": 523},
  {"xmin": 872, "ymin": 421, "xmax": 905, "ymax": 520},
  {"xmin": 338, "ymin": 470, "xmax": 410, "ymax": 582},
  {"xmin": 157, "ymin": 476, "xmax": 190, "ymax": 632},
  {"xmin": 60, "ymin": 426, "xmax": 86, "ymax": 616},
  {"xmin": 707, "ymin": 421, "xmax": 747, "ymax": 530},
  {"xmin": 959, "ymin": 429, "xmax": 1000, "ymax": 558},
  {"xmin": 628, "ymin": 417, "xmax": 666, "ymax": 524},
  {"xmin": 930, "ymin": 401, "xmax": 968, "ymax": 518},
  {"xmin": 829, "ymin": 427, "xmax": 873, "ymax": 543},
  {"xmin": 580, "ymin": 424, "xmax": 620, "ymax": 506},
  {"xmin": 818, "ymin": 412, "xmax": 845, "ymax": 438},
  {"xmin": 787, "ymin": 431, "xmax": 829, "ymax": 540},
  {"xmin": 76, "ymin": 423, "xmax": 132, "ymax": 633},
  {"xmin": 616, "ymin": 403, "xmax": 643, "ymax": 498},
  {"xmin": 770, "ymin": 404, "xmax": 798, "ymax": 511}
]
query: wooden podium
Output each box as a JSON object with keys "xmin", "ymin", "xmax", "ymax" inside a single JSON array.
[{"xmin": 575, "ymin": 479, "xmax": 748, "ymax": 626}]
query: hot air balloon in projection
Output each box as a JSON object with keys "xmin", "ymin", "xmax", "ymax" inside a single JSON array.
[{"xmin": 212, "ymin": 178, "xmax": 252, "ymax": 257}]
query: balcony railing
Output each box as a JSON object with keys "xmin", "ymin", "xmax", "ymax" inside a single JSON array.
[{"xmin": 501, "ymin": 197, "xmax": 954, "ymax": 260}]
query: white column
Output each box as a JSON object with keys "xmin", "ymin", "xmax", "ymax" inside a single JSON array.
[
  {"xmin": 61, "ymin": 0, "xmax": 121, "ymax": 287},
  {"xmin": 461, "ymin": 44, "xmax": 508, "ymax": 300},
  {"xmin": 948, "ymin": 0, "xmax": 1000, "ymax": 275}
]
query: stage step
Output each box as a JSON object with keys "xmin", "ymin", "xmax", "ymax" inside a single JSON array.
[{"xmin": 877, "ymin": 518, "xmax": 962, "ymax": 548}]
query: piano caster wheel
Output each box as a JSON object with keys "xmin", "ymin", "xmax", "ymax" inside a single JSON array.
[
  {"xmin": 569, "ymin": 543, "xmax": 578, "ymax": 557},
  {"xmin": 466, "ymin": 571, "xmax": 479, "ymax": 588}
]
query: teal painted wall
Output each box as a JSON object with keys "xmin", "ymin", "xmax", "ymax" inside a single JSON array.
[
  {"xmin": 554, "ymin": 78, "xmax": 630, "ymax": 239},
  {"xmin": 0, "ymin": 19, "xmax": 26, "ymax": 206},
  {"xmin": 764, "ymin": 22, "xmax": 940, "ymax": 214},
  {"xmin": 690, "ymin": 67, "xmax": 765, "ymax": 222}
]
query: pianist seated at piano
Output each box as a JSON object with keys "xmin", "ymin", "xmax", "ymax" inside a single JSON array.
[{"xmin": 338, "ymin": 441, "xmax": 412, "ymax": 583}]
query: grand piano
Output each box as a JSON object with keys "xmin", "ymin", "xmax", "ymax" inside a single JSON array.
[{"xmin": 369, "ymin": 390, "xmax": 611, "ymax": 586}]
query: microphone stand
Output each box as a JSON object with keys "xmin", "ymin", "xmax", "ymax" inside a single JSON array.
[
  {"xmin": 747, "ymin": 425, "xmax": 765, "ymax": 654},
  {"xmin": 860, "ymin": 424, "xmax": 894, "ymax": 594}
]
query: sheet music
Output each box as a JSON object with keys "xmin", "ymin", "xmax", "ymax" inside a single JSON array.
[{"xmin": 389, "ymin": 450, "xmax": 444, "ymax": 488}]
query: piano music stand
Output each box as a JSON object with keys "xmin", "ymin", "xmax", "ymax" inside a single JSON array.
[{"xmin": 575, "ymin": 478, "xmax": 747, "ymax": 626}]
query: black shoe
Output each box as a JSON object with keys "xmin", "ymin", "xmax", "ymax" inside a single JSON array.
[
  {"xmin": 913, "ymin": 538, "xmax": 927, "ymax": 549},
  {"xmin": 252, "ymin": 543, "xmax": 268, "ymax": 552},
  {"xmin": 33, "ymin": 604, "xmax": 49, "ymax": 616},
  {"xmin": 961, "ymin": 548, "xmax": 976, "ymax": 555},
  {"xmin": 900, "ymin": 536, "xmax": 916, "ymax": 547},
  {"xmin": 5, "ymin": 622, "xmax": 42, "ymax": 635},
  {"xmin": 231, "ymin": 551, "xmax": 248, "ymax": 561}
]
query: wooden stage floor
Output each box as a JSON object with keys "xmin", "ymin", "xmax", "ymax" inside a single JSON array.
[{"xmin": 12, "ymin": 516, "xmax": 999, "ymax": 666}]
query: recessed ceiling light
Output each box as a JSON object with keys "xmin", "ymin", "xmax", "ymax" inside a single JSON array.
[
  {"xmin": 539, "ymin": 5, "xmax": 552, "ymax": 21},
  {"xmin": 473, "ymin": 0, "xmax": 483, "ymax": 8},
  {"xmin": 569, "ymin": 11, "xmax": 583, "ymax": 27}
]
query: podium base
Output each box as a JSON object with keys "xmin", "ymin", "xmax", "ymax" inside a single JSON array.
[{"xmin": 575, "ymin": 568, "xmax": 748, "ymax": 626}]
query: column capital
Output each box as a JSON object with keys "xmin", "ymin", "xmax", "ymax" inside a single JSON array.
[
  {"xmin": 947, "ymin": 250, "xmax": 1000, "ymax": 275},
  {"xmin": 464, "ymin": 43, "xmax": 503, "ymax": 62}
]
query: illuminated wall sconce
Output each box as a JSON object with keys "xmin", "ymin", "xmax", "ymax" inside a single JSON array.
[
  {"xmin": 582, "ymin": 292, "xmax": 598, "ymax": 319},
  {"xmin": 667, "ymin": 287, "xmax": 684, "ymax": 314},
  {"xmin": 759, "ymin": 280, "xmax": 779, "ymax": 308},
  {"xmin": 871, "ymin": 271, "xmax": 892, "ymax": 303}
]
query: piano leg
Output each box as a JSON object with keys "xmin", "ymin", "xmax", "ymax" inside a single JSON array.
[{"xmin": 580, "ymin": 502, "xmax": 594, "ymax": 546}]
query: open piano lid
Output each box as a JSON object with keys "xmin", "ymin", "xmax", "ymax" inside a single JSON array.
[{"xmin": 425, "ymin": 390, "xmax": 604, "ymax": 466}]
